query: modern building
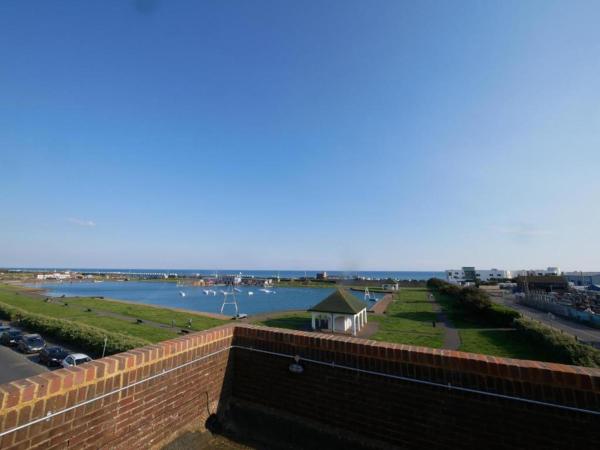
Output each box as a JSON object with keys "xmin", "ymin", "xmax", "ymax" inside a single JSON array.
[
  {"xmin": 308, "ymin": 288, "xmax": 368, "ymax": 336},
  {"xmin": 511, "ymin": 267, "xmax": 562, "ymax": 277},
  {"xmin": 564, "ymin": 272, "xmax": 600, "ymax": 286},
  {"xmin": 445, "ymin": 267, "xmax": 511, "ymax": 284}
]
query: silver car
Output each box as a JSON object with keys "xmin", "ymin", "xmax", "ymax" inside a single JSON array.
[{"xmin": 61, "ymin": 353, "xmax": 92, "ymax": 368}]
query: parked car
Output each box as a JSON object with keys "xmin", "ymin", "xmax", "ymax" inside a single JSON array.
[
  {"xmin": 61, "ymin": 353, "xmax": 92, "ymax": 368},
  {"xmin": 38, "ymin": 346, "xmax": 69, "ymax": 367},
  {"xmin": 0, "ymin": 325, "xmax": 11, "ymax": 334},
  {"xmin": 0, "ymin": 329, "xmax": 23, "ymax": 346},
  {"xmin": 17, "ymin": 334, "xmax": 46, "ymax": 354}
]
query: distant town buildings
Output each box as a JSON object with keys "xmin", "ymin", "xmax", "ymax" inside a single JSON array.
[
  {"xmin": 445, "ymin": 267, "xmax": 511, "ymax": 284},
  {"xmin": 445, "ymin": 266, "xmax": 563, "ymax": 285},
  {"xmin": 36, "ymin": 271, "xmax": 72, "ymax": 280}
]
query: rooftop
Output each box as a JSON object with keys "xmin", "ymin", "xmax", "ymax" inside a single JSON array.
[{"xmin": 308, "ymin": 288, "xmax": 367, "ymax": 314}]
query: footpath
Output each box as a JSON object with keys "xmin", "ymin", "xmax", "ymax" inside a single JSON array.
[{"xmin": 427, "ymin": 292, "xmax": 461, "ymax": 350}]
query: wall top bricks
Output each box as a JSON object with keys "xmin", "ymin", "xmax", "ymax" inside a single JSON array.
[
  {"xmin": 232, "ymin": 324, "xmax": 600, "ymax": 393},
  {"xmin": 0, "ymin": 323, "xmax": 599, "ymax": 450}
]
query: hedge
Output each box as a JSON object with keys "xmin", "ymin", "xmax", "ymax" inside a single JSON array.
[
  {"xmin": 0, "ymin": 300, "xmax": 149, "ymax": 357},
  {"xmin": 514, "ymin": 317, "xmax": 600, "ymax": 368},
  {"xmin": 427, "ymin": 278, "xmax": 518, "ymax": 327}
]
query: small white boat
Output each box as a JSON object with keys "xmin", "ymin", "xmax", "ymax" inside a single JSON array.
[
  {"xmin": 248, "ymin": 291, "xmax": 254, "ymax": 296},
  {"xmin": 179, "ymin": 291, "xmax": 186, "ymax": 297},
  {"xmin": 203, "ymin": 289, "xmax": 210, "ymax": 295},
  {"xmin": 234, "ymin": 288, "xmax": 242, "ymax": 293},
  {"xmin": 259, "ymin": 288, "xmax": 273, "ymax": 294}
]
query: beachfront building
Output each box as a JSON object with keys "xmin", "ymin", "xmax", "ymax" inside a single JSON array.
[
  {"xmin": 445, "ymin": 267, "xmax": 511, "ymax": 284},
  {"xmin": 511, "ymin": 267, "xmax": 562, "ymax": 277},
  {"xmin": 308, "ymin": 288, "xmax": 368, "ymax": 336}
]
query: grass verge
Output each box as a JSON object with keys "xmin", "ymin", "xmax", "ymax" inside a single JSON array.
[{"xmin": 369, "ymin": 288, "xmax": 444, "ymax": 348}]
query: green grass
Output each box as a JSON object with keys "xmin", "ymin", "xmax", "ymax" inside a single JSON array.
[
  {"xmin": 254, "ymin": 312, "xmax": 312, "ymax": 330},
  {"xmin": 458, "ymin": 329, "xmax": 557, "ymax": 360},
  {"xmin": 369, "ymin": 288, "xmax": 444, "ymax": 348},
  {"xmin": 61, "ymin": 296, "xmax": 226, "ymax": 332},
  {"xmin": 433, "ymin": 291, "xmax": 558, "ymax": 361},
  {"xmin": 0, "ymin": 285, "xmax": 225, "ymax": 343}
]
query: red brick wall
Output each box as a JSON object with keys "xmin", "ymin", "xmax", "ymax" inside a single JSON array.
[
  {"xmin": 0, "ymin": 325, "xmax": 235, "ymax": 450},
  {"xmin": 232, "ymin": 325, "xmax": 600, "ymax": 450},
  {"xmin": 1, "ymin": 324, "xmax": 599, "ymax": 449}
]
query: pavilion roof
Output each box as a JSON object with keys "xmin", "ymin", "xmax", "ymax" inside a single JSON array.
[{"xmin": 308, "ymin": 288, "xmax": 367, "ymax": 314}]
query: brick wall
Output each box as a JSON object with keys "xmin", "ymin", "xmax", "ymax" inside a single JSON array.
[
  {"xmin": 232, "ymin": 325, "xmax": 600, "ymax": 450},
  {"xmin": 1, "ymin": 324, "xmax": 599, "ymax": 449},
  {"xmin": 0, "ymin": 325, "xmax": 235, "ymax": 450}
]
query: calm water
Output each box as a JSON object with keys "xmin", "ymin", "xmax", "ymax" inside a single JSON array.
[{"xmin": 28, "ymin": 281, "xmax": 386, "ymax": 316}]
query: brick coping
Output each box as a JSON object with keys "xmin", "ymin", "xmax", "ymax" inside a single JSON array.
[{"xmin": 1, "ymin": 323, "xmax": 598, "ymax": 415}]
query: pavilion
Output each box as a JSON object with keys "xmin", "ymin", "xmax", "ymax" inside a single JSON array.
[{"xmin": 308, "ymin": 288, "xmax": 368, "ymax": 336}]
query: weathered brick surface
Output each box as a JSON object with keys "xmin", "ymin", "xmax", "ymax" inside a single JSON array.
[
  {"xmin": 0, "ymin": 324, "xmax": 598, "ymax": 449},
  {"xmin": 0, "ymin": 325, "xmax": 235, "ymax": 450},
  {"xmin": 231, "ymin": 325, "xmax": 600, "ymax": 450}
]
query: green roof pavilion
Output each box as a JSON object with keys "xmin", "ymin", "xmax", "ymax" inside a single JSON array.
[{"xmin": 308, "ymin": 288, "xmax": 368, "ymax": 336}]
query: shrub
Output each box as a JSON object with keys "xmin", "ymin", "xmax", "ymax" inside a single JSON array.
[
  {"xmin": 428, "ymin": 278, "xmax": 520, "ymax": 327},
  {"xmin": 483, "ymin": 304, "xmax": 520, "ymax": 327},
  {"xmin": 458, "ymin": 286, "xmax": 492, "ymax": 312},
  {"xmin": 426, "ymin": 278, "xmax": 446, "ymax": 289},
  {"xmin": 0, "ymin": 301, "xmax": 149, "ymax": 357},
  {"xmin": 514, "ymin": 317, "xmax": 600, "ymax": 368}
]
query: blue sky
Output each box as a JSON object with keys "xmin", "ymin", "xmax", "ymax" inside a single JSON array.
[{"xmin": 1, "ymin": 0, "xmax": 599, "ymax": 271}]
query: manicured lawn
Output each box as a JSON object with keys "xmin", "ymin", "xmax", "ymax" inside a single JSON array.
[
  {"xmin": 433, "ymin": 291, "xmax": 558, "ymax": 361},
  {"xmin": 61, "ymin": 296, "xmax": 226, "ymax": 332},
  {"xmin": 254, "ymin": 312, "xmax": 312, "ymax": 330},
  {"xmin": 369, "ymin": 288, "xmax": 444, "ymax": 348},
  {"xmin": 0, "ymin": 285, "xmax": 224, "ymax": 343}
]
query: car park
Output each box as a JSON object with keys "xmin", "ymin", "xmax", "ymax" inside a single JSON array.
[
  {"xmin": 0, "ymin": 329, "xmax": 23, "ymax": 346},
  {"xmin": 61, "ymin": 353, "xmax": 92, "ymax": 368},
  {"xmin": 17, "ymin": 334, "xmax": 46, "ymax": 354},
  {"xmin": 38, "ymin": 346, "xmax": 69, "ymax": 367}
]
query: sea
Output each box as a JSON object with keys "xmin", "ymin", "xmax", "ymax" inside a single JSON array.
[{"xmin": 27, "ymin": 281, "xmax": 388, "ymax": 316}]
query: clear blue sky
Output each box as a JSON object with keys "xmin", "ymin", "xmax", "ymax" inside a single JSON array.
[{"xmin": 1, "ymin": 0, "xmax": 599, "ymax": 271}]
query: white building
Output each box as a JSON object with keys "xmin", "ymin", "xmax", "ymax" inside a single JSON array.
[
  {"xmin": 309, "ymin": 289, "xmax": 368, "ymax": 336},
  {"xmin": 36, "ymin": 272, "xmax": 72, "ymax": 281},
  {"xmin": 511, "ymin": 267, "xmax": 562, "ymax": 277},
  {"xmin": 445, "ymin": 267, "xmax": 511, "ymax": 284}
]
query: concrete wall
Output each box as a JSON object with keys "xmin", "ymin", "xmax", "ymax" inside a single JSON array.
[{"xmin": 1, "ymin": 324, "xmax": 599, "ymax": 449}]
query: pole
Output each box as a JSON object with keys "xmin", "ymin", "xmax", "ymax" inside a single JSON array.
[{"xmin": 102, "ymin": 337, "xmax": 108, "ymax": 358}]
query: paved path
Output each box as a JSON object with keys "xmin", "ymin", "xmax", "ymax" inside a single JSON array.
[
  {"xmin": 488, "ymin": 292, "xmax": 600, "ymax": 347},
  {"xmin": 369, "ymin": 294, "xmax": 394, "ymax": 315},
  {"xmin": 428, "ymin": 293, "xmax": 461, "ymax": 350}
]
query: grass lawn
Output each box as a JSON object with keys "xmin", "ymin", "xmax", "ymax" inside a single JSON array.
[
  {"xmin": 253, "ymin": 312, "xmax": 312, "ymax": 330},
  {"xmin": 0, "ymin": 284, "xmax": 225, "ymax": 343},
  {"xmin": 60, "ymin": 296, "xmax": 226, "ymax": 332},
  {"xmin": 369, "ymin": 288, "xmax": 444, "ymax": 348},
  {"xmin": 433, "ymin": 291, "xmax": 558, "ymax": 361}
]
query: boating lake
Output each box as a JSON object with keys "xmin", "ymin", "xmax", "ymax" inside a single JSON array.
[{"xmin": 27, "ymin": 281, "xmax": 385, "ymax": 316}]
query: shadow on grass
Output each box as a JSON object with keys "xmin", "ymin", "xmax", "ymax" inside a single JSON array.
[
  {"xmin": 390, "ymin": 311, "xmax": 438, "ymax": 322},
  {"xmin": 460, "ymin": 329, "xmax": 559, "ymax": 362},
  {"xmin": 261, "ymin": 317, "xmax": 312, "ymax": 331}
]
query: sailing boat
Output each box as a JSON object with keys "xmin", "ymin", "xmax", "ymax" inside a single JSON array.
[{"xmin": 364, "ymin": 287, "xmax": 376, "ymax": 302}]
